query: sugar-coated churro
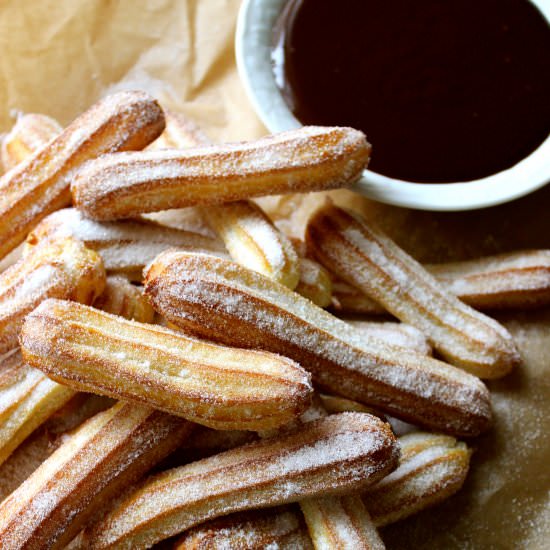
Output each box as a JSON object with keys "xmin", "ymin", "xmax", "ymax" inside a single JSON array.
[
  {"xmin": 0, "ymin": 402, "xmax": 193, "ymax": 549},
  {"xmin": 301, "ymin": 495, "xmax": 385, "ymax": 550},
  {"xmin": 306, "ymin": 203, "xmax": 520, "ymax": 378},
  {"xmin": 426, "ymin": 250, "xmax": 550, "ymax": 310},
  {"xmin": 295, "ymin": 257, "xmax": 333, "ymax": 307},
  {"xmin": 71, "ymin": 126, "xmax": 370, "ymax": 220},
  {"xmin": 174, "ymin": 506, "xmax": 313, "ymax": 549},
  {"xmin": 1, "ymin": 113, "xmax": 62, "ymax": 171},
  {"xmin": 25, "ymin": 207, "xmax": 225, "ymax": 279},
  {"xmin": 332, "ymin": 250, "xmax": 550, "ymax": 314},
  {"xmin": 144, "ymin": 251, "xmax": 492, "ymax": 437},
  {"xmin": 93, "ymin": 276, "xmax": 154, "ymax": 322},
  {"xmin": 0, "ymin": 349, "xmax": 74, "ymax": 468},
  {"xmin": 204, "ymin": 200, "xmax": 301, "ymax": 290},
  {"xmin": 21, "ymin": 299, "xmax": 313, "ymax": 431},
  {"xmin": 363, "ymin": 432, "xmax": 471, "ymax": 526},
  {"xmin": 0, "ymin": 91, "xmax": 164, "ymax": 260},
  {"xmin": 0, "ymin": 236, "xmax": 105, "ymax": 355},
  {"xmin": 84, "ymin": 413, "xmax": 398, "ymax": 548}
]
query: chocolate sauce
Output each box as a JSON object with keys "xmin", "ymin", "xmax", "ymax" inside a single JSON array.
[{"xmin": 273, "ymin": 0, "xmax": 550, "ymax": 183}]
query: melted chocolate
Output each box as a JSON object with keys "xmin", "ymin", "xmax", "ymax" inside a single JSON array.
[{"xmin": 274, "ymin": 0, "xmax": 550, "ymax": 182}]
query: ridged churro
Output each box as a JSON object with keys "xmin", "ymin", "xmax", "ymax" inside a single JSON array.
[
  {"xmin": 71, "ymin": 126, "xmax": 370, "ymax": 220},
  {"xmin": 0, "ymin": 349, "xmax": 74, "ymax": 467},
  {"xmin": 21, "ymin": 299, "xmax": 313, "ymax": 431},
  {"xmin": 332, "ymin": 250, "xmax": 550, "ymax": 314},
  {"xmin": 363, "ymin": 432, "xmax": 471, "ymax": 526},
  {"xmin": 0, "ymin": 402, "xmax": 193, "ymax": 549},
  {"xmin": 306, "ymin": 204, "xmax": 520, "ymax": 378},
  {"xmin": 301, "ymin": 495, "xmax": 385, "ymax": 550},
  {"xmin": 296, "ymin": 257, "xmax": 333, "ymax": 307},
  {"xmin": 0, "ymin": 91, "xmax": 164, "ymax": 260},
  {"xmin": 319, "ymin": 394, "xmax": 383, "ymax": 417},
  {"xmin": 25, "ymin": 207, "xmax": 225, "ymax": 279},
  {"xmin": 204, "ymin": 200, "xmax": 301, "ymax": 290},
  {"xmin": 348, "ymin": 321, "xmax": 432, "ymax": 356},
  {"xmin": 93, "ymin": 276, "xmax": 154, "ymax": 322},
  {"xmin": 144, "ymin": 251, "xmax": 492, "ymax": 437},
  {"xmin": 0, "ymin": 236, "xmax": 105, "ymax": 354},
  {"xmin": 426, "ymin": 250, "xmax": 550, "ymax": 310},
  {"xmin": 174, "ymin": 506, "xmax": 313, "ymax": 549},
  {"xmin": 84, "ymin": 413, "xmax": 398, "ymax": 548},
  {"xmin": 1, "ymin": 113, "xmax": 62, "ymax": 171}
]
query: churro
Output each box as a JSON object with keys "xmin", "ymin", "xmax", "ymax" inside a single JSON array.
[
  {"xmin": 71, "ymin": 126, "xmax": 370, "ymax": 220},
  {"xmin": 21, "ymin": 299, "xmax": 313, "ymax": 431},
  {"xmin": 426, "ymin": 250, "xmax": 550, "ymax": 310},
  {"xmin": 332, "ymin": 251, "xmax": 550, "ymax": 314},
  {"xmin": 25, "ymin": 207, "xmax": 225, "ymax": 279},
  {"xmin": 306, "ymin": 203, "xmax": 520, "ymax": 378},
  {"xmin": 204, "ymin": 200, "xmax": 300, "ymax": 289},
  {"xmin": 0, "ymin": 402, "xmax": 193, "ymax": 549},
  {"xmin": 144, "ymin": 251, "xmax": 492, "ymax": 437},
  {"xmin": 84, "ymin": 413, "xmax": 398, "ymax": 548},
  {"xmin": 0, "ymin": 236, "xmax": 105, "ymax": 354},
  {"xmin": 174, "ymin": 506, "xmax": 313, "ymax": 549},
  {"xmin": 93, "ymin": 276, "xmax": 154, "ymax": 322},
  {"xmin": 301, "ymin": 495, "xmax": 385, "ymax": 550},
  {"xmin": 1, "ymin": 113, "xmax": 61, "ymax": 171},
  {"xmin": 0, "ymin": 91, "xmax": 164, "ymax": 260},
  {"xmin": 0, "ymin": 349, "xmax": 74, "ymax": 467},
  {"xmin": 296, "ymin": 257, "xmax": 333, "ymax": 307},
  {"xmin": 363, "ymin": 432, "xmax": 471, "ymax": 526}
]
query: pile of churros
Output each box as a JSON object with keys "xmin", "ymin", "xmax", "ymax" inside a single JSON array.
[{"xmin": 0, "ymin": 90, "xmax": 545, "ymax": 549}]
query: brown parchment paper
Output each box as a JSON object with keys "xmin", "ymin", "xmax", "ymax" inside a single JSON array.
[{"xmin": 0, "ymin": 1, "xmax": 548, "ymax": 548}]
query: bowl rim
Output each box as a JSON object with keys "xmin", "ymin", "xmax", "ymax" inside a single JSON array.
[{"xmin": 235, "ymin": 0, "xmax": 550, "ymax": 211}]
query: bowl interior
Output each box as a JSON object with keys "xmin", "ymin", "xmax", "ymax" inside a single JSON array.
[{"xmin": 236, "ymin": 0, "xmax": 550, "ymax": 211}]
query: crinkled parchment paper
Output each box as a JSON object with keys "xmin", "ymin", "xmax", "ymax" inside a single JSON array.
[{"xmin": 0, "ymin": 1, "xmax": 548, "ymax": 548}]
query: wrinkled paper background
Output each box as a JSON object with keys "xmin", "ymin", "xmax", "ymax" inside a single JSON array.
[{"xmin": 0, "ymin": 1, "xmax": 548, "ymax": 548}]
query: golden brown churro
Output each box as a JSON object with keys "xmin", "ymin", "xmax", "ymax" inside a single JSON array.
[
  {"xmin": 0, "ymin": 236, "xmax": 105, "ymax": 355},
  {"xmin": 0, "ymin": 91, "xmax": 164, "ymax": 260},
  {"xmin": 363, "ymin": 432, "xmax": 471, "ymax": 526},
  {"xmin": 84, "ymin": 413, "xmax": 398, "ymax": 548},
  {"xmin": 144, "ymin": 251, "xmax": 492, "ymax": 437},
  {"xmin": 147, "ymin": 109, "xmax": 212, "ymax": 150},
  {"xmin": 426, "ymin": 250, "xmax": 550, "ymax": 310},
  {"xmin": 0, "ymin": 349, "xmax": 74, "ymax": 467},
  {"xmin": 301, "ymin": 495, "xmax": 385, "ymax": 550},
  {"xmin": 21, "ymin": 299, "xmax": 313, "ymax": 431},
  {"xmin": 306, "ymin": 204, "xmax": 520, "ymax": 378},
  {"xmin": 1, "ymin": 113, "xmax": 62, "ymax": 171},
  {"xmin": 93, "ymin": 276, "xmax": 154, "ymax": 322},
  {"xmin": 332, "ymin": 251, "xmax": 550, "ymax": 314},
  {"xmin": 0, "ymin": 402, "xmax": 193, "ymax": 549},
  {"xmin": 295, "ymin": 257, "xmax": 333, "ymax": 307},
  {"xmin": 24, "ymin": 207, "xmax": 225, "ymax": 279},
  {"xmin": 71, "ymin": 126, "xmax": 370, "ymax": 220},
  {"xmin": 174, "ymin": 506, "xmax": 313, "ymax": 549},
  {"xmin": 204, "ymin": 200, "xmax": 301, "ymax": 290}
]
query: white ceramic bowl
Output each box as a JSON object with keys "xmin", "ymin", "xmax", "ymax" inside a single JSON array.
[{"xmin": 236, "ymin": 0, "xmax": 550, "ymax": 211}]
